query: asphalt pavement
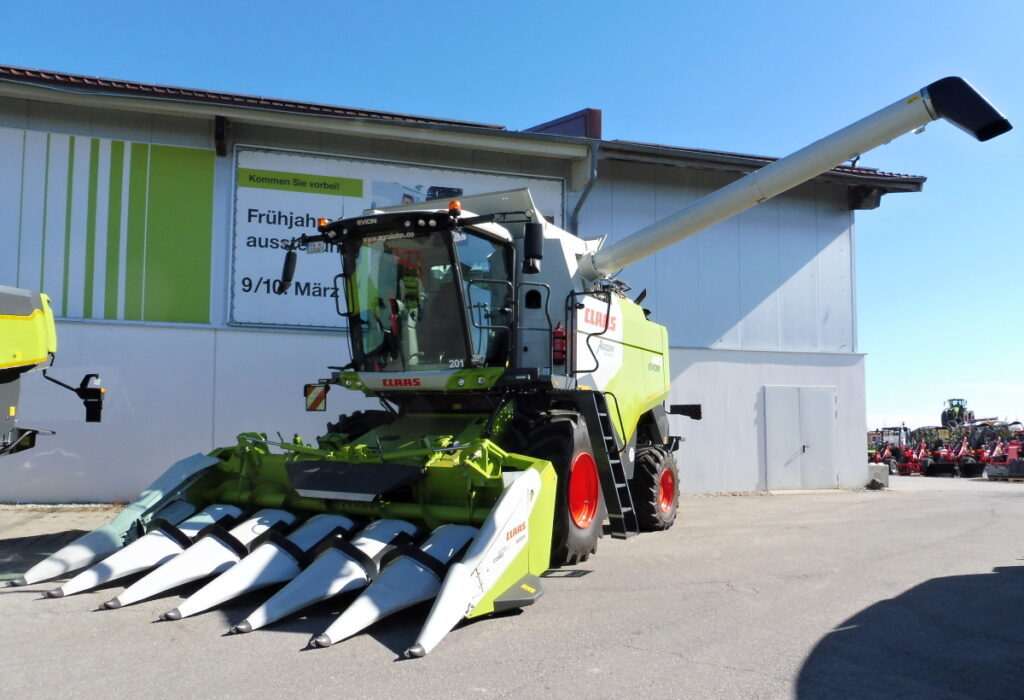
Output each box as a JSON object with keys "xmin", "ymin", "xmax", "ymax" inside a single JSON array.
[{"xmin": 1, "ymin": 476, "xmax": 1022, "ymax": 699}]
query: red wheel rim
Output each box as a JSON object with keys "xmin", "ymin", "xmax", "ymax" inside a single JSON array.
[
  {"xmin": 657, "ymin": 468, "xmax": 675, "ymax": 513},
  {"xmin": 568, "ymin": 453, "xmax": 599, "ymax": 528}
]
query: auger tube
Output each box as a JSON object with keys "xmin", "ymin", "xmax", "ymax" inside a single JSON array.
[{"xmin": 579, "ymin": 77, "xmax": 1012, "ymax": 280}]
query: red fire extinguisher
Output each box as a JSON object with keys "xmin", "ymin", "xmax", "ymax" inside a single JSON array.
[{"xmin": 552, "ymin": 323, "xmax": 567, "ymax": 365}]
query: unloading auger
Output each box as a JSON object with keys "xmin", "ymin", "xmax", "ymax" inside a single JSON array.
[{"xmin": 9, "ymin": 77, "xmax": 1010, "ymax": 657}]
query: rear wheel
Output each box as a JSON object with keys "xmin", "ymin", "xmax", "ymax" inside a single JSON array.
[
  {"xmin": 886, "ymin": 458, "xmax": 899, "ymax": 475},
  {"xmin": 632, "ymin": 446, "xmax": 679, "ymax": 531},
  {"xmin": 525, "ymin": 416, "xmax": 604, "ymax": 566}
]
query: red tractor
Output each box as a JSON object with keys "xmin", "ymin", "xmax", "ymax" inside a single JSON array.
[
  {"xmin": 910, "ymin": 426, "xmax": 954, "ymax": 477},
  {"xmin": 895, "ymin": 439, "xmax": 929, "ymax": 476},
  {"xmin": 924, "ymin": 427, "xmax": 983, "ymax": 478},
  {"xmin": 951, "ymin": 433, "xmax": 984, "ymax": 477},
  {"xmin": 985, "ymin": 438, "xmax": 1024, "ymax": 480}
]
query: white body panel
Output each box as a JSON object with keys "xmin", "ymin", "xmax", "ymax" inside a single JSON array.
[{"xmin": 411, "ymin": 469, "xmax": 542, "ymax": 656}]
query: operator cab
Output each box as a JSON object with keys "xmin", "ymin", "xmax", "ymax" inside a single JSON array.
[{"xmin": 319, "ymin": 207, "xmax": 515, "ymax": 374}]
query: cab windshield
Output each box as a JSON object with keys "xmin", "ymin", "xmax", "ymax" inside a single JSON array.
[{"xmin": 344, "ymin": 228, "xmax": 512, "ymax": 372}]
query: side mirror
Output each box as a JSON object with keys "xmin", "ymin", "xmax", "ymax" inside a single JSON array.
[
  {"xmin": 279, "ymin": 250, "xmax": 297, "ymax": 294},
  {"xmin": 522, "ymin": 222, "xmax": 544, "ymax": 274}
]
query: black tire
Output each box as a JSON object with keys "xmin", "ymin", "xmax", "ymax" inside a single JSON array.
[
  {"xmin": 631, "ymin": 446, "xmax": 680, "ymax": 531},
  {"xmin": 524, "ymin": 416, "xmax": 604, "ymax": 566},
  {"xmin": 921, "ymin": 457, "xmax": 934, "ymax": 477},
  {"xmin": 958, "ymin": 456, "xmax": 978, "ymax": 478},
  {"xmin": 886, "ymin": 458, "xmax": 899, "ymax": 475}
]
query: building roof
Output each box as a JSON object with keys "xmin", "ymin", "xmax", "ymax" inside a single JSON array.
[
  {"xmin": 0, "ymin": 64, "xmax": 924, "ymax": 194},
  {"xmin": 610, "ymin": 139, "xmax": 921, "ymax": 183},
  {"xmin": 0, "ymin": 64, "xmax": 505, "ymax": 130}
]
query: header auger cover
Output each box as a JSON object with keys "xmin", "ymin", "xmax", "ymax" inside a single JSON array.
[{"xmin": 10, "ymin": 77, "xmax": 1010, "ymax": 657}]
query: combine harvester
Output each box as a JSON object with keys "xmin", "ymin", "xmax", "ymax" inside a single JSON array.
[{"xmin": 9, "ymin": 78, "xmax": 1011, "ymax": 657}]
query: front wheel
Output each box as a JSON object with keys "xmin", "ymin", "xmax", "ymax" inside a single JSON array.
[
  {"xmin": 632, "ymin": 446, "xmax": 680, "ymax": 531},
  {"xmin": 524, "ymin": 416, "xmax": 604, "ymax": 566}
]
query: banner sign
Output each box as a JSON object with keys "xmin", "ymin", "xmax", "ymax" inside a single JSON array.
[{"xmin": 230, "ymin": 147, "xmax": 563, "ymax": 328}]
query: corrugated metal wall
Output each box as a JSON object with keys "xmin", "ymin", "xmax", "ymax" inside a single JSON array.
[
  {"xmin": 579, "ymin": 160, "xmax": 855, "ymax": 353},
  {"xmin": 0, "ymin": 92, "xmax": 869, "ymax": 501}
]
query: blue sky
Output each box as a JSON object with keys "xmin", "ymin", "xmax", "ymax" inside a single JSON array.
[{"xmin": 2, "ymin": 0, "xmax": 1021, "ymax": 429}]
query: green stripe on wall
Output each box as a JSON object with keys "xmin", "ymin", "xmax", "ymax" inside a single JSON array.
[
  {"xmin": 143, "ymin": 145, "xmax": 214, "ymax": 323},
  {"xmin": 61, "ymin": 136, "xmax": 76, "ymax": 316},
  {"xmin": 124, "ymin": 143, "xmax": 149, "ymax": 321},
  {"xmin": 104, "ymin": 141, "xmax": 125, "ymax": 319},
  {"xmin": 82, "ymin": 138, "xmax": 100, "ymax": 318}
]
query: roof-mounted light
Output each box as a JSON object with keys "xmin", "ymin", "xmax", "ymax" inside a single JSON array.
[{"xmin": 448, "ymin": 200, "xmax": 462, "ymax": 216}]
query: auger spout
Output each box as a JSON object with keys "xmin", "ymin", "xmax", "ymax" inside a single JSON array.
[{"xmin": 578, "ymin": 77, "xmax": 1012, "ymax": 280}]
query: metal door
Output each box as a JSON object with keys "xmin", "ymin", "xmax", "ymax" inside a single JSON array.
[{"xmin": 765, "ymin": 386, "xmax": 838, "ymax": 490}]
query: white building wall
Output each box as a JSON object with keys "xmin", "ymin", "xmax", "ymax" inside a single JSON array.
[
  {"xmin": 3, "ymin": 331, "xmax": 867, "ymax": 502},
  {"xmin": 2, "ymin": 323, "xmax": 373, "ymax": 502},
  {"xmin": 580, "ymin": 160, "xmax": 856, "ymax": 353},
  {"xmin": 1, "ymin": 92, "xmax": 871, "ymax": 502},
  {"xmin": 667, "ymin": 348, "xmax": 867, "ymax": 493}
]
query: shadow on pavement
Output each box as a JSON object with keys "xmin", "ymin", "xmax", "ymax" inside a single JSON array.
[
  {"xmin": 797, "ymin": 565, "xmax": 1024, "ymax": 698},
  {"xmin": 0, "ymin": 530, "xmax": 88, "ymax": 581}
]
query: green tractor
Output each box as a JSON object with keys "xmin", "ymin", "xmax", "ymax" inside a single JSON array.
[{"xmin": 11, "ymin": 77, "xmax": 1011, "ymax": 657}]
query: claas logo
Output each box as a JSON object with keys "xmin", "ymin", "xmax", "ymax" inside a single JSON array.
[
  {"xmin": 382, "ymin": 377, "xmax": 422, "ymax": 387},
  {"xmin": 506, "ymin": 522, "xmax": 526, "ymax": 540},
  {"xmin": 582, "ymin": 308, "xmax": 616, "ymax": 331}
]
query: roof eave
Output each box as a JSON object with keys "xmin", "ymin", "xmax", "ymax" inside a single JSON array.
[
  {"xmin": 600, "ymin": 140, "xmax": 925, "ymax": 194},
  {"xmin": 0, "ymin": 76, "xmax": 594, "ymax": 166}
]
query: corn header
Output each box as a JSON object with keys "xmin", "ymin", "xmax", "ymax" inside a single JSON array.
[{"xmin": 9, "ymin": 77, "xmax": 1010, "ymax": 657}]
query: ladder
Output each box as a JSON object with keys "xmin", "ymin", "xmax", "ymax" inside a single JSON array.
[{"xmin": 578, "ymin": 391, "xmax": 638, "ymax": 539}]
